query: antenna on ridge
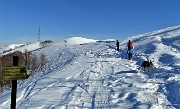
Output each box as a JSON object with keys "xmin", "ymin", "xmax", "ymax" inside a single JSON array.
[{"xmin": 38, "ymin": 26, "xmax": 40, "ymax": 41}]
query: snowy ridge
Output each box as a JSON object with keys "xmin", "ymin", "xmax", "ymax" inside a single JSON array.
[
  {"xmin": 5, "ymin": 44, "xmax": 24, "ymax": 50},
  {"xmin": 0, "ymin": 25, "xmax": 180, "ymax": 109},
  {"xmin": 63, "ymin": 37, "xmax": 98, "ymax": 45},
  {"xmin": 0, "ymin": 42, "xmax": 41, "ymax": 56},
  {"xmin": 0, "ymin": 44, "xmax": 24, "ymax": 54}
]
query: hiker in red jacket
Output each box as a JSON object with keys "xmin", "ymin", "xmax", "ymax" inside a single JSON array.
[{"xmin": 127, "ymin": 40, "xmax": 134, "ymax": 60}]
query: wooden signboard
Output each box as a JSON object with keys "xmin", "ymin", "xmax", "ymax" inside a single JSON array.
[{"xmin": 3, "ymin": 66, "xmax": 27, "ymax": 80}]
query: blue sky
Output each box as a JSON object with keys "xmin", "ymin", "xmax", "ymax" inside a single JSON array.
[{"xmin": 0, "ymin": 0, "xmax": 180, "ymax": 44}]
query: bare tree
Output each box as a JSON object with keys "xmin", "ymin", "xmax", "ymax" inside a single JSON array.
[{"xmin": 39, "ymin": 52, "xmax": 47, "ymax": 70}]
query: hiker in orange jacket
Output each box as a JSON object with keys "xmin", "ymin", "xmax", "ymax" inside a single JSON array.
[{"xmin": 127, "ymin": 40, "xmax": 134, "ymax": 60}]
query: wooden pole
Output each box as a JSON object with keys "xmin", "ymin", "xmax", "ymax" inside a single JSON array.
[{"xmin": 11, "ymin": 56, "xmax": 18, "ymax": 109}]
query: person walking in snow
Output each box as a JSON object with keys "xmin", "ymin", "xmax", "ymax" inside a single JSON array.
[
  {"xmin": 116, "ymin": 40, "xmax": 119, "ymax": 51},
  {"xmin": 127, "ymin": 40, "xmax": 134, "ymax": 60}
]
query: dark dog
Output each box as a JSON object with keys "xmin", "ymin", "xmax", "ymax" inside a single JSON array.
[{"xmin": 141, "ymin": 60, "xmax": 155, "ymax": 72}]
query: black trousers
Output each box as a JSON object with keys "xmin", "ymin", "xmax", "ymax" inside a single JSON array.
[
  {"xmin": 128, "ymin": 53, "xmax": 132, "ymax": 60},
  {"xmin": 117, "ymin": 47, "xmax": 119, "ymax": 51}
]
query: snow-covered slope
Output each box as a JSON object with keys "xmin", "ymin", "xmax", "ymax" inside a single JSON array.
[
  {"xmin": 0, "ymin": 25, "xmax": 180, "ymax": 109},
  {"xmin": 0, "ymin": 44, "xmax": 24, "ymax": 54},
  {"xmin": 0, "ymin": 37, "xmax": 97, "ymax": 55},
  {"xmin": 0, "ymin": 42, "xmax": 41, "ymax": 56},
  {"xmin": 63, "ymin": 37, "xmax": 97, "ymax": 45}
]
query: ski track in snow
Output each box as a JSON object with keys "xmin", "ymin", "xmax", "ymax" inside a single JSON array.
[{"xmin": 0, "ymin": 26, "xmax": 180, "ymax": 109}]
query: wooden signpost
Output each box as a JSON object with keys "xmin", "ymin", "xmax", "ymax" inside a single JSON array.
[
  {"xmin": 2, "ymin": 56, "xmax": 32, "ymax": 109},
  {"xmin": 11, "ymin": 56, "xmax": 18, "ymax": 109}
]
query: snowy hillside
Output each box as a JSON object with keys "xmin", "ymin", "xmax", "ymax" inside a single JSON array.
[
  {"xmin": 63, "ymin": 37, "xmax": 98, "ymax": 45},
  {"xmin": 0, "ymin": 25, "xmax": 180, "ymax": 109},
  {"xmin": 0, "ymin": 44, "xmax": 24, "ymax": 54},
  {"xmin": 0, "ymin": 37, "xmax": 97, "ymax": 55},
  {"xmin": 0, "ymin": 42, "xmax": 41, "ymax": 56}
]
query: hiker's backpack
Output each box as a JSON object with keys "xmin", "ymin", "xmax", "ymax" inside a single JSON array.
[{"xmin": 128, "ymin": 41, "xmax": 133, "ymax": 49}]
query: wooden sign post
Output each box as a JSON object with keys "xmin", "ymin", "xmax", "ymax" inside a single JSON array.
[
  {"xmin": 2, "ymin": 56, "xmax": 32, "ymax": 109},
  {"xmin": 11, "ymin": 56, "xmax": 18, "ymax": 109}
]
